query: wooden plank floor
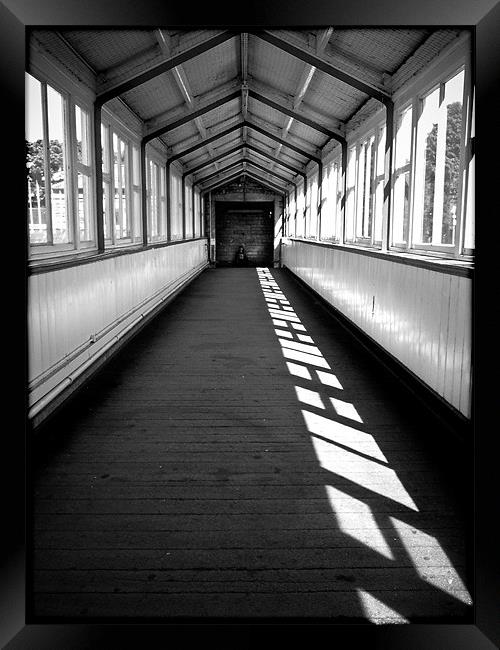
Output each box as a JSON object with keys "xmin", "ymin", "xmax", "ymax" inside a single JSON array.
[{"xmin": 30, "ymin": 267, "xmax": 473, "ymax": 622}]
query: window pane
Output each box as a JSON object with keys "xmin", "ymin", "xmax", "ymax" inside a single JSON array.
[
  {"xmin": 26, "ymin": 74, "xmax": 48, "ymax": 244},
  {"xmin": 113, "ymin": 133, "xmax": 121, "ymax": 238},
  {"xmin": 133, "ymin": 190, "xmax": 142, "ymax": 241},
  {"xmin": 413, "ymin": 87, "xmax": 440, "ymax": 245},
  {"xmin": 345, "ymin": 147, "xmax": 356, "ymax": 242},
  {"xmin": 120, "ymin": 138, "xmax": 129, "ymax": 238},
  {"xmin": 101, "ymin": 123, "xmax": 109, "ymax": 174},
  {"xmin": 103, "ymin": 181, "xmax": 111, "ymax": 240},
  {"xmin": 392, "ymin": 107, "xmax": 412, "ymax": 246},
  {"xmin": 320, "ymin": 162, "xmax": 337, "ymax": 241},
  {"xmin": 373, "ymin": 125, "xmax": 385, "ymax": 244},
  {"xmin": 309, "ymin": 176, "xmax": 318, "ymax": 239},
  {"xmin": 296, "ymin": 187, "xmax": 305, "ymax": 237},
  {"xmin": 463, "ymin": 89, "xmax": 474, "ymax": 252},
  {"xmin": 47, "ymin": 85, "xmax": 69, "ymax": 244},
  {"xmin": 441, "ymin": 71, "xmax": 464, "ymax": 246},
  {"xmin": 132, "ymin": 146, "xmax": 140, "ymax": 186},
  {"xmin": 78, "ymin": 172, "xmax": 93, "ymax": 242},
  {"xmin": 75, "ymin": 104, "xmax": 90, "ymax": 165}
]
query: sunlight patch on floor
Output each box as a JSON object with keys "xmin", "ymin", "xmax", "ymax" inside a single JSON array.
[
  {"xmin": 356, "ymin": 589, "xmax": 410, "ymax": 624},
  {"xmin": 390, "ymin": 517, "xmax": 473, "ymax": 604},
  {"xmin": 256, "ymin": 267, "xmax": 468, "ymax": 621},
  {"xmin": 326, "ymin": 485, "xmax": 394, "ymax": 560}
]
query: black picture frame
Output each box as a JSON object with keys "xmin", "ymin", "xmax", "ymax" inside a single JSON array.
[{"xmin": 2, "ymin": 0, "xmax": 499, "ymax": 647}]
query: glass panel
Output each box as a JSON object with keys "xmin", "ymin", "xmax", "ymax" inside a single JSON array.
[
  {"xmin": 392, "ymin": 107, "xmax": 412, "ymax": 246},
  {"xmin": 345, "ymin": 147, "xmax": 356, "ymax": 242},
  {"xmin": 132, "ymin": 146, "xmax": 140, "ymax": 186},
  {"xmin": 47, "ymin": 85, "xmax": 69, "ymax": 244},
  {"xmin": 441, "ymin": 70, "xmax": 464, "ymax": 246},
  {"xmin": 133, "ymin": 190, "xmax": 142, "ymax": 241},
  {"xmin": 320, "ymin": 162, "xmax": 335, "ymax": 241},
  {"xmin": 309, "ymin": 176, "xmax": 318, "ymax": 239},
  {"xmin": 463, "ymin": 89, "xmax": 474, "ymax": 252},
  {"xmin": 414, "ymin": 87, "xmax": 439, "ymax": 244},
  {"xmin": 103, "ymin": 181, "xmax": 111, "ymax": 240},
  {"xmin": 101, "ymin": 123, "xmax": 109, "ymax": 174},
  {"xmin": 120, "ymin": 138, "xmax": 129, "ymax": 238},
  {"xmin": 78, "ymin": 172, "xmax": 93, "ymax": 242},
  {"xmin": 113, "ymin": 132, "xmax": 121, "ymax": 239},
  {"xmin": 26, "ymin": 74, "xmax": 48, "ymax": 244},
  {"xmin": 75, "ymin": 104, "xmax": 89, "ymax": 165}
]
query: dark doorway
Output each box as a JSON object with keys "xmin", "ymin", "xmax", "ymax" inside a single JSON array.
[{"xmin": 215, "ymin": 201, "xmax": 274, "ymax": 267}]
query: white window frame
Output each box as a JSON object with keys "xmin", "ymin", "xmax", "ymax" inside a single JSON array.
[
  {"xmin": 390, "ymin": 32, "xmax": 473, "ymax": 260},
  {"xmin": 27, "ymin": 70, "xmax": 97, "ymax": 258},
  {"xmin": 101, "ymin": 109, "xmax": 142, "ymax": 248}
]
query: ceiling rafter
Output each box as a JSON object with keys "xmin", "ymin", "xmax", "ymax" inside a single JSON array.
[
  {"xmin": 144, "ymin": 89, "xmax": 241, "ymax": 142},
  {"xmin": 183, "ymin": 141, "xmax": 306, "ymax": 181},
  {"xmin": 155, "ymin": 29, "xmax": 220, "ymax": 170},
  {"xmin": 199, "ymin": 169, "xmax": 287, "ymax": 195},
  {"xmin": 171, "ymin": 121, "xmax": 315, "ymax": 174},
  {"xmin": 248, "ymin": 29, "xmax": 391, "ymax": 104},
  {"xmin": 96, "ymin": 30, "xmax": 237, "ymax": 105},
  {"xmin": 272, "ymin": 27, "xmax": 334, "ymax": 169},
  {"xmin": 193, "ymin": 153, "xmax": 295, "ymax": 188}
]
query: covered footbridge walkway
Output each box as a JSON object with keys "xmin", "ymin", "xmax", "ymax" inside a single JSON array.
[{"xmin": 21, "ymin": 21, "xmax": 477, "ymax": 628}]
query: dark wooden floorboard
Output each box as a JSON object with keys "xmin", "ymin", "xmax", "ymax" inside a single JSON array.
[{"xmin": 30, "ymin": 267, "xmax": 473, "ymax": 622}]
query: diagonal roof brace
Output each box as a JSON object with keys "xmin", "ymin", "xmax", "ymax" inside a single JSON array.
[
  {"xmin": 199, "ymin": 169, "xmax": 287, "ymax": 196},
  {"xmin": 248, "ymin": 30, "xmax": 391, "ymax": 105},
  {"xmin": 183, "ymin": 142, "xmax": 306, "ymax": 181},
  {"xmin": 248, "ymin": 89, "xmax": 345, "ymax": 143},
  {"xmin": 144, "ymin": 89, "xmax": 241, "ymax": 143},
  {"xmin": 193, "ymin": 155, "xmax": 294, "ymax": 188},
  {"xmin": 96, "ymin": 30, "xmax": 238, "ymax": 106}
]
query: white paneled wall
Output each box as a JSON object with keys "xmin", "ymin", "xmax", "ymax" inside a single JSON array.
[
  {"xmin": 282, "ymin": 240, "xmax": 472, "ymax": 418},
  {"xmin": 28, "ymin": 239, "xmax": 208, "ymax": 419}
]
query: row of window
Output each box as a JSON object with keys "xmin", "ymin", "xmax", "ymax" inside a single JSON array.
[
  {"xmin": 26, "ymin": 73, "xmax": 204, "ymax": 258},
  {"xmin": 284, "ymin": 66, "xmax": 474, "ymax": 259}
]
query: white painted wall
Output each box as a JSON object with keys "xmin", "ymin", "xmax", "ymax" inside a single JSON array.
[
  {"xmin": 282, "ymin": 240, "xmax": 472, "ymax": 418},
  {"xmin": 28, "ymin": 239, "xmax": 208, "ymax": 420}
]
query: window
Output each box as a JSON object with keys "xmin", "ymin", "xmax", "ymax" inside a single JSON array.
[
  {"xmin": 305, "ymin": 174, "xmax": 318, "ymax": 240},
  {"xmin": 148, "ymin": 159, "xmax": 159, "ymax": 240},
  {"xmin": 344, "ymin": 146, "xmax": 356, "ymax": 242},
  {"xmin": 170, "ymin": 167, "xmax": 183, "ymax": 240},
  {"xmin": 194, "ymin": 187, "xmax": 201, "ymax": 237},
  {"xmin": 288, "ymin": 192, "xmax": 297, "ymax": 237},
  {"xmin": 146, "ymin": 156, "xmax": 167, "ymax": 243},
  {"xmin": 391, "ymin": 105, "xmax": 413, "ymax": 247},
  {"xmin": 412, "ymin": 69, "xmax": 465, "ymax": 250},
  {"xmin": 355, "ymin": 132, "xmax": 376, "ymax": 241},
  {"xmin": 185, "ymin": 181, "xmax": 193, "ymax": 239},
  {"xmin": 348, "ymin": 124, "xmax": 386, "ymax": 248},
  {"xmin": 27, "ymin": 72, "xmax": 95, "ymax": 253},
  {"xmin": 74, "ymin": 104, "xmax": 94, "ymax": 244},
  {"xmin": 101, "ymin": 119, "xmax": 142, "ymax": 246},
  {"xmin": 295, "ymin": 184, "xmax": 305, "ymax": 238},
  {"xmin": 320, "ymin": 158, "xmax": 343, "ymax": 242}
]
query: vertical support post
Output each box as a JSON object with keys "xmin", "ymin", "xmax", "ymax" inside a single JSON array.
[
  {"xmin": 317, "ymin": 161, "xmax": 323, "ymax": 241},
  {"xmin": 140, "ymin": 140, "xmax": 148, "ymax": 247},
  {"xmin": 200, "ymin": 189, "xmax": 203, "ymax": 236},
  {"xmin": 191, "ymin": 182, "xmax": 196, "ymax": 238},
  {"xmin": 340, "ymin": 140, "xmax": 347, "ymax": 245},
  {"xmin": 166, "ymin": 159, "xmax": 172, "ymax": 241},
  {"xmin": 302, "ymin": 176, "xmax": 308, "ymax": 237},
  {"xmin": 294, "ymin": 184, "xmax": 298, "ymax": 237},
  {"xmin": 382, "ymin": 100, "xmax": 394, "ymax": 252},
  {"xmin": 93, "ymin": 102, "xmax": 105, "ymax": 251},
  {"xmin": 181, "ymin": 174, "xmax": 186, "ymax": 240}
]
